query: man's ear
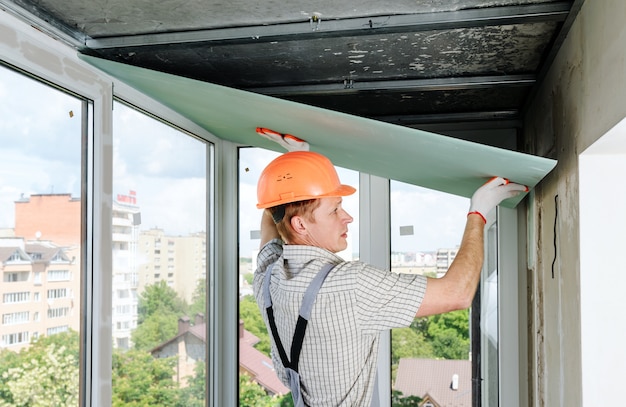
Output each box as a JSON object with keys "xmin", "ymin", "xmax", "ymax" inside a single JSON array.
[{"xmin": 290, "ymin": 215, "xmax": 307, "ymax": 235}]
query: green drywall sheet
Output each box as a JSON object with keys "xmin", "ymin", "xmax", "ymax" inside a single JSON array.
[{"xmin": 81, "ymin": 55, "xmax": 556, "ymax": 207}]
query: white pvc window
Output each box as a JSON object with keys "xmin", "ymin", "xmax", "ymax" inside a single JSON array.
[{"xmin": 111, "ymin": 100, "xmax": 209, "ymax": 405}]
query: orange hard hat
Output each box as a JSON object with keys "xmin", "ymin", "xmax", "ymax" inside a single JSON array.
[{"xmin": 257, "ymin": 151, "xmax": 356, "ymax": 209}]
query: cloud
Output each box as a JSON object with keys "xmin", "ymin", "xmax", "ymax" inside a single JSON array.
[
  {"xmin": 0, "ymin": 65, "xmax": 82, "ymax": 164},
  {"xmin": 113, "ymin": 102, "xmax": 206, "ymax": 179},
  {"xmin": 391, "ymin": 183, "xmax": 468, "ymax": 252}
]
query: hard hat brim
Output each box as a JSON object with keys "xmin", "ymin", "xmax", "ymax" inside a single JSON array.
[{"xmin": 256, "ymin": 184, "xmax": 356, "ymax": 209}]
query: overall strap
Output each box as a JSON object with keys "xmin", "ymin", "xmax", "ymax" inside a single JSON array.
[{"xmin": 263, "ymin": 262, "xmax": 335, "ymax": 371}]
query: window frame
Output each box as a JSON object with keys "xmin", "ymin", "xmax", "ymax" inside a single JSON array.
[{"xmin": 2, "ymin": 11, "xmax": 220, "ymax": 406}]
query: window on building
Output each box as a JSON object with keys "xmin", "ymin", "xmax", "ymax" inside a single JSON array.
[
  {"xmin": 47, "ymin": 307, "xmax": 70, "ymax": 318},
  {"xmin": 111, "ymin": 100, "xmax": 209, "ymax": 405},
  {"xmin": 1, "ymin": 331, "xmax": 29, "ymax": 346},
  {"xmin": 2, "ymin": 311, "xmax": 29, "ymax": 325},
  {"xmin": 46, "ymin": 326, "xmax": 69, "ymax": 335},
  {"xmin": 3, "ymin": 271, "xmax": 29, "ymax": 282},
  {"xmin": 3, "ymin": 292, "xmax": 30, "ymax": 303},
  {"xmin": 48, "ymin": 269, "xmax": 70, "ymax": 281},
  {"xmin": 47, "ymin": 288, "xmax": 68, "ymax": 299}
]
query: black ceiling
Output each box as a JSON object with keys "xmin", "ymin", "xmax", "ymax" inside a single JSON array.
[{"xmin": 3, "ymin": 0, "xmax": 583, "ymax": 150}]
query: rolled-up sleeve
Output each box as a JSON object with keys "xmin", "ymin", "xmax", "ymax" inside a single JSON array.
[{"xmin": 356, "ymin": 264, "xmax": 427, "ymax": 332}]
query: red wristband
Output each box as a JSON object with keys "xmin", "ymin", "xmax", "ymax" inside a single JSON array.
[{"xmin": 468, "ymin": 211, "xmax": 487, "ymax": 224}]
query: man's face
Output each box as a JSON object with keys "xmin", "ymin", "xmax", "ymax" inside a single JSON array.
[{"xmin": 296, "ymin": 197, "xmax": 353, "ymax": 253}]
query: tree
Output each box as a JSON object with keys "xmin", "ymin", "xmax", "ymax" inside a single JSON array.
[
  {"xmin": 391, "ymin": 327, "xmax": 434, "ymax": 365},
  {"xmin": 179, "ymin": 361, "xmax": 205, "ymax": 407},
  {"xmin": 137, "ymin": 280, "xmax": 188, "ymax": 324},
  {"xmin": 188, "ymin": 279, "xmax": 206, "ymax": 318},
  {"xmin": 131, "ymin": 311, "xmax": 179, "ymax": 351},
  {"xmin": 239, "ymin": 372, "xmax": 290, "ymax": 407},
  {"xmin": 0, "ymin": 331, "xmax": 80, "ymax": 407},
  {"xmin": 426, "ymin": 310, "xmax": 470, "ymax": 360},
  {"xmin": 392, "ymin": 390, "xmax": 422, "ymax": 406},
  {"xmin": 390, "ymin": 327, "xmax": 435, "ymax": 381},
  {"xmin": 111, "ymin": 348, "xmax": 181, "ymax": 407},
  {"xmin": 133, "ymin": 280, "xmax": 189, "ymax": 351},
  {"xmin": 239, "ymin": 295, "xmax": 272, "ymax": 356}
]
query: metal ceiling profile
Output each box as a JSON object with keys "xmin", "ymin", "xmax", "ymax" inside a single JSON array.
[{"xmin": 0, "ymin": 0, "xmax": 583, "ymax": 132}]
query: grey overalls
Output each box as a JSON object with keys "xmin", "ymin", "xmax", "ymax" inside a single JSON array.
[{"xmin": 262, "ymin": 262, "xmax": 335, "ymax": 407}]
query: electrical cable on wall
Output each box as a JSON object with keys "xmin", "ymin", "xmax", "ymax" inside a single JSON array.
[{"xmin": 552, "ymin": 194, "xmax": 559, "ymax": 279}]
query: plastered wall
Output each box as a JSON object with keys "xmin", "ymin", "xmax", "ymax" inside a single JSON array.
[{"xmin": 522, "ymin": 0, "xmax": 626, "ymax": 405}]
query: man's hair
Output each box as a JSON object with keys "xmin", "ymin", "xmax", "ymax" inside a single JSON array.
[{"xmin": 269, "ymin": 199, "xmax": 321, "ymax": 243}]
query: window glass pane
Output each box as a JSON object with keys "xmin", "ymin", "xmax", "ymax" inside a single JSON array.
[
  {"xmin": 112, "ymin": 101, "xmax": 208, "ymax": 406},
  {"xmin": 237, "ymin": 147, "xmax": 359, "ymax": 405},
  {"xmin": 389, "ymin": 180, "xmax": 471, "ymax": 406},
  {"xmin": 0, "ymin": 64, "xmax": 84, "ymax": 404}
]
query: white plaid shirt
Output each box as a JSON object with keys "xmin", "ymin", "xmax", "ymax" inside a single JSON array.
[{"xmin": 254, "ymin": 239, "xmax": 427, "ymax": 406}]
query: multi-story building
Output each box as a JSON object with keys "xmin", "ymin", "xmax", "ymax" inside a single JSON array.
[
  {"xmin": 138, "ymin": 229, "xmax": 206, "ymax": 304},
  {"xmin": 10, "ymin": 191, "xmax": 142, "ymax": 350},
  {"xmin": 0, "ymin": 238, "xmax": 79, "ymax": 351},
  {"xmin": 14, "ymin": 193, "xmax": 81, "ymax": 246},
  {"xmin": 436, "ymin": 247, "xmax": 459, "ymax": 278},
  {"xmin": 111, "ymin": 192, "xmax": 141, "ymax": 350},
  {"xmin": 2, "ymin": 193, "xmax": 82, "ymax": 351}
]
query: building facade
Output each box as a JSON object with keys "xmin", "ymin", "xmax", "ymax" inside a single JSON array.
[
  {"xmin": 138, "ymin": 229, "xmax": 206, "ymax": 304},
  {"xmin": 0, "ymin": 238, "xmax": 80, "ymax": 351}
]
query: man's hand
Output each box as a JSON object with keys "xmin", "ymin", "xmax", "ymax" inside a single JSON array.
[
  {"xmin": 256, "ymin": 127, "xmax": 310, "ymax": 151},
  {"xmin": 468, "ymin": 177, "xmax": 528, "ymax": 223}
]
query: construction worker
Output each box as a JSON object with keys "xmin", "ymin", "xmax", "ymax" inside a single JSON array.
[{"xmin": 253, "ymin": 150, "xmax": 527, "ymax": 406}]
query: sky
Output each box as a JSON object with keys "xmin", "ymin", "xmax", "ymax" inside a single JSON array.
[{"xmin": 0, "ymin": 63, "xmax": 469, "ymax": 255}]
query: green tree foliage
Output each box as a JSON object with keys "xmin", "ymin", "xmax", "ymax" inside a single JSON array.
[
  {"xmin": 239, "ymin": 372, "xmax": 291, "ymax": 407},
  {"xmin": 390, "ymin": 327, "xmax": 435, "ymax": 381},
  {"xmin": 133, "ymin": 280, "xmax": 190, "ymax": 351},
  {"xmin": 0, "ymin": 329, "xmax": 205, "ymax": 407},
  {"xmin": 179, "ymin": 361, "xmax": 205, "ymax": 407},
  {"xmin": 239, "ymin": 295, "xmax": 271, "ymax": 356},
  {"xmin": 425, "ymin": 310, "xmax": 470, "ymax": 360},
  {"xmin": 131, "ymin": 311, "xmax": 179, "ymax": 351},
  {"xmin": 0, "ymin": 331, "xmax": 79, "ymax": 407},
  {"xmin": 137, "ymin": 280, "xmax": 188, "ymax": 324},
  {"xmin": 111, "ymin": 348, "xmax": 180, "ymax": 407},
  {"xmin": 391, "ymin": 327, "xmax": 434, "ymax": 365},
  {"xmin": 188, "ymin": 279, "xmax": 206, "ymax": 318},
  {"xmin": 239, "ymin": 372, "xmax": 272, "ymax": 406},
  {"xmin": 391, "ymin": 390, "xmax": 422, "ymax": 406}
]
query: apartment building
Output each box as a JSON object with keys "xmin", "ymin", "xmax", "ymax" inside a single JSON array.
[
  {"xmin": 436, "ymin": 247, "xmax": 459, "ymax": 278},
  {"xmin": 111, "ymin": 193, "xmax": 141, "ymax": 349},
  {"xmin": 138, "ymin": 228, "xmax": 207, "ymax": 304},
  {"xmin": 0, "ymin": 238, "xmax": 79, "ymax": 351}
]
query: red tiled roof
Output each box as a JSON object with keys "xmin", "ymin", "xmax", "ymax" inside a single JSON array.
[
  {"xmin": 394, "ymin": 358, "xmax": 471, "ymax": 407},
  {"xmin": 239, "ymin": 336, "xmax": 289, "ymax": 396}
]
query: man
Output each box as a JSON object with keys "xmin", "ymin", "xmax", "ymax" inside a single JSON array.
[{"xmin": 253, "ymin": 150, "xmax": 527, "ymax": 406}]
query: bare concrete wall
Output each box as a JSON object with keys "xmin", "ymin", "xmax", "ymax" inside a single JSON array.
[{"xmin": 522, "ymin": 0, "xmax": 626, "ymax": 405}]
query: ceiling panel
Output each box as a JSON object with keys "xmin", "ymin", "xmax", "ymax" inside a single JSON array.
[
  {"xmin": 1, "ymin": 0, "xmax": 583, "ymax": 151},
  {"xmin": 80, "ymin": 54, "xmax": 556, "ymax": 206}
]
